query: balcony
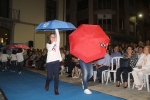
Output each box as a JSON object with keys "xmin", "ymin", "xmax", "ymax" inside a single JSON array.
[
  {"xmin": 93, "ymin": 2, "xmax": 117, "ymax": 14},
  {"xmin": 0, "ymin": 6, "xmax": 20, "ymax": 21},
  {"xmin": 100, "ymin": 24, "xmax": 117, "ymax": 32}
]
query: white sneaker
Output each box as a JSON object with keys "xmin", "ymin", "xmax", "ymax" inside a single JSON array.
[{"xmin": 84, "ymin": 89, "xmax": 92, "ymax": 94}]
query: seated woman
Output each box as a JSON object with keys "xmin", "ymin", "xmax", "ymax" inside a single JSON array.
[
  {"xmin": 132, "ymin": 46, "xmax": 150, "ymax": 90},
  {"xmin": 116, "ymin": 45, "xmax": 138, "ymax": 88}
]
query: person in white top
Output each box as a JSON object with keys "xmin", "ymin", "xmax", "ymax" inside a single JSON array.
[
  {"xmin": 132, "ymin": 46, "xmax": 150, "ymax": 90},
  {"xmin": 45, "ymin": 29, "xmax": 62, "ymax": 95},
  {"xmin": 16, "ymin": 48, "xmax": 24, "ymax": 75},
  {"xmin": 10, "ymin": 50, "xmax": 17, "ymax": 72},
  {"xmin": 1, "ymin": 50, "xmax": 9, "ymax": 71}
]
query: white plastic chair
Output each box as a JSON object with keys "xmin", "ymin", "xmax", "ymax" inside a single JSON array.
[
  {"xmin": 102, "ymin": 70, "xmax": 109, "ymax": 83},
  {"xmin": 93, "ymin": 67, "xmax": 109, "ymax": 83},
  {"xmin": 106, "ymin": 57, "xmax": 123, "ymax": 84},
  {"xmin": 120, "ymin": 72, "xmax": 132, "ymax": 88},
  {"xmin": 60, "ymin": 65, "xmax": 65, "ymax": 75},
  {"xmin": 93, "ymin": 71, "xmax": 97, "ymax": 82},
  {"xmin": 132, "ymin": 74, "xmax": 147, "ymax": 90},
  {"xmin": 145, "ymin": 73, "xmax": 150, "ymax": 92}
]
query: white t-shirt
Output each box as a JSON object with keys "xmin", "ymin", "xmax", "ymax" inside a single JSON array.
[
  {"xmin": 16, "ymin": 49, "xmax": 24, "ymax": 62},
  {"xmin": 11, "ymin": 54, "xmax": 17, "ymax": 61},
  {"xmin": 46, "ymin": 29, "xmax": 62, "ymax": 63},
  {"xmin": 1, "ymin": 54, "xmax": 9, "ymax": 62}
]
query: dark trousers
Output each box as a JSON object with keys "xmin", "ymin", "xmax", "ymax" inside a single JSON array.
[
  {"xmin": 68, "ymin": 61, "xmax": 75, "ymax": 75},
  {"xmin": 79, "ymin": 60, "xmax": 93, "ymax": 90},
  {"xmin": 11, "ymin": 61, "xmax": 16, "ymax": 71},
  {"xmin": 97, "ymin": 66, "xmax": 109, "ymax": 80},
  {"xmin": 7, "ymin": 59, "xmax": 11, "ymax": 68},
  {"xmin": 46, "ymin": 60, "xmax": 60, "ymax": 88},
  {"xmin": 17, "ymin": 62, "xmax": 23, "ymax": 72},
  {"xmin": 116, "ymin": 67, "xmax": 129, "ymax": 82},
  {"xmin": 2, "ymin": 62, "xmax": 7, "ymax": 70}
]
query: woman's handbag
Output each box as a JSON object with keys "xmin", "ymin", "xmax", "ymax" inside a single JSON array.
[
  {"xmin": 120, "ymin": 58, "xmax": 130, "ymax": 68},
  {"xmin": 119, "ymin": 58, "xmax": 133, "ymax": 72}
]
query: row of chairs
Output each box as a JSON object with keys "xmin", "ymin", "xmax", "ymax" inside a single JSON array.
[{"xmin": 93, "ymin": 57, "xmax": 150, "ymax": 92}]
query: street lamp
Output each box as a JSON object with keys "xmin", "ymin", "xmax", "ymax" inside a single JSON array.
[{"xmin": 138, "ymin": 14, "xmax": 143, "ymax": 18}]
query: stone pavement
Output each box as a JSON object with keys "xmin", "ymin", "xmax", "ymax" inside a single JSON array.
[{"xmin": 26, "ymin": 67, "xmax": 150, "ymax": 100}]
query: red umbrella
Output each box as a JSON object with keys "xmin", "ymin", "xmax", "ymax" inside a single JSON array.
[
  {"xmin": 4, "ymin": 45, "xmax": 15, "ymax": 50},
  {"xmin": 69, "ymin": 24, "xmax": 110, "ymax": 63},
  {"xmin": 14, "ymin": 44, "xmax": 30, "ymax": 49}
]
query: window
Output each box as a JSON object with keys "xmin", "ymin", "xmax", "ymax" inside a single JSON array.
[
  {"xmin": 0, "ymin": 28, "xmax": 10, "ymax": 45},
  {"xmin": 0, "ymin": 0, "xmax": 9, "ymax": 18},
  {"xmin": 77, "ymin": 0, "xmax": 88, "ymax": 11},
  {"xmin": 98, "ymin": 19, "xmax": 112, "ymax": 31},
  {"xmin": 119, "ymin": 0, "xmax": 124, "ymax": 9},
  {"xmin": 119, "ymin": 18, "xmax": 124, "ymax": 30},
  {"xmin": 46, "ymin": 0, "xmax": 56, "ymax": 21},
  {"xmin": 98, "ymin": 0, "xmax": 112, "ymax": 9}
]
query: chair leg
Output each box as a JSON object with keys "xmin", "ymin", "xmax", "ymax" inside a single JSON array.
[
  {"xmin": 106, "ymin": 72, "xmax": 110, "ymax": 85},
  {"xmin": 132, "ymin": 82, "xmax": 135, "ymax": 89},
  {"xmin": 72, "ymin": 69, "xmax": 74, "ymax": 78},
  {"xmin": 121, "ymin": 73, "xmax": 123, "ymax": 84},
  {"xmin": 146, "ymin": 74, "xmax": 150, "ymax": 92},
  {"xmin": 104, "ymin": 71, "xmax": 107, "ymax": 81},
  {"xmin": 113, "ymin": 72, "xmax": 116, "ymax": 83},
  {"xmin": 128, "ymin": 75, "xmax": 130, "ymax": 88},
  {"xmin": 93, "ymin": 71, "xmax": 97, "ymax": 82},
  {"xmin": 102, "ymin": 72, "xmax": 104, "ymax": 83}
]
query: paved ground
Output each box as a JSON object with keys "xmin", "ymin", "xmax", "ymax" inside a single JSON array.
[
  {"xmin": 0, "ymin": 67, "xmax": 150, "ymax": 100},
  {"xmin": 0, "ymin": 88, "xmax": 6, "ymax": 100},
  {"xmin": 26, "ymin": 67, "xmax": 150, "ymax": 100}
]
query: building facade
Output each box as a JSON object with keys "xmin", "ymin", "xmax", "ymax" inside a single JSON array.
[
  {"xmin": 0, "ymin": 0, "xmax": 66, "ymax": 49},
  {"xmin": 66, "ymin": 0, "xmax": 137, "ymax": 46}
]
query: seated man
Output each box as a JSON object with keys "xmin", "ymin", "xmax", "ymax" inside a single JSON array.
[
  {"xmin": 96, "ymin": 53, "xmax": 111, "ymax": 83},
  {"xmin": 67, "ymin": 55, "xmax": 77, "ymax": 77}
]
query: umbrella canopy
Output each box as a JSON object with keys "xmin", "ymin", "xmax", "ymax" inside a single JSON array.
[
  {"xmin": 4, "ymin": 45, "xmax": 15, "ymax": 50},
  {"xmin": 14, "ymin": 44, "xmax": 30, "ymax": 49},
  {"xmin": 69, "ymin": 24, "xmax": 110, "ymax": 63},
  {"xmin": 35, "ymin": 19, "xmax": 76, "ymax": 31}
]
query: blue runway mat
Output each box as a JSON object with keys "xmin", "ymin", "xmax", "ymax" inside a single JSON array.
[{"xmin": 0, "ymin": 69, "xmax": 124, "ymax": 100}]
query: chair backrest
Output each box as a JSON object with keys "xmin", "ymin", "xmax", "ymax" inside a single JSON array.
[{"xmin": 111, "ymin": 57, "xmax": 123, "ymax": 70}]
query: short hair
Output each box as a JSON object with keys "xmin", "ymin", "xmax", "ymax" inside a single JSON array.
[
  {"xmin": 126, "ymin": 45, "xmax": 134, "ymax": 50},
  {"xmin": 144, "ymin": 46, "xmax": 150, "ymax": 53},
  {"xmin": 3, "ymin": 50, "xmax": 7, "ymax": 54},
  {"xmin": 48, "ymin": 33, "xmax": 55, "ymax": 44},
  {"xmin": 138, "ymin": 46, "xmax": 143, "ymax": 49},
  {"xmin": 17, "ymin": 48, "xmax": 23, "ymax": 53},
  {"xmin": 12, "ymin": 50, "xmax": 16, "ymax": 54}
]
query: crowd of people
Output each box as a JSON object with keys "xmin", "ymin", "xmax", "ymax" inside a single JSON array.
[{"xmin": 0, "ymin": 40, "xmax": 150, "ymax": 91}]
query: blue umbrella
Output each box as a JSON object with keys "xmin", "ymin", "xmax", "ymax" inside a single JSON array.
[{"xmin": 35, "ymin": 19, "xmax": 76, "ymax": 31}]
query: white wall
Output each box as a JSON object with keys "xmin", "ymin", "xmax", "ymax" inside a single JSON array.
[
  {"xmin": 12, "ymin": 0, "xmax": 66, "ymax": 49},
  {"xmin": 12, "ymin": 0, "xmax": 46, "ymax": 49}
]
